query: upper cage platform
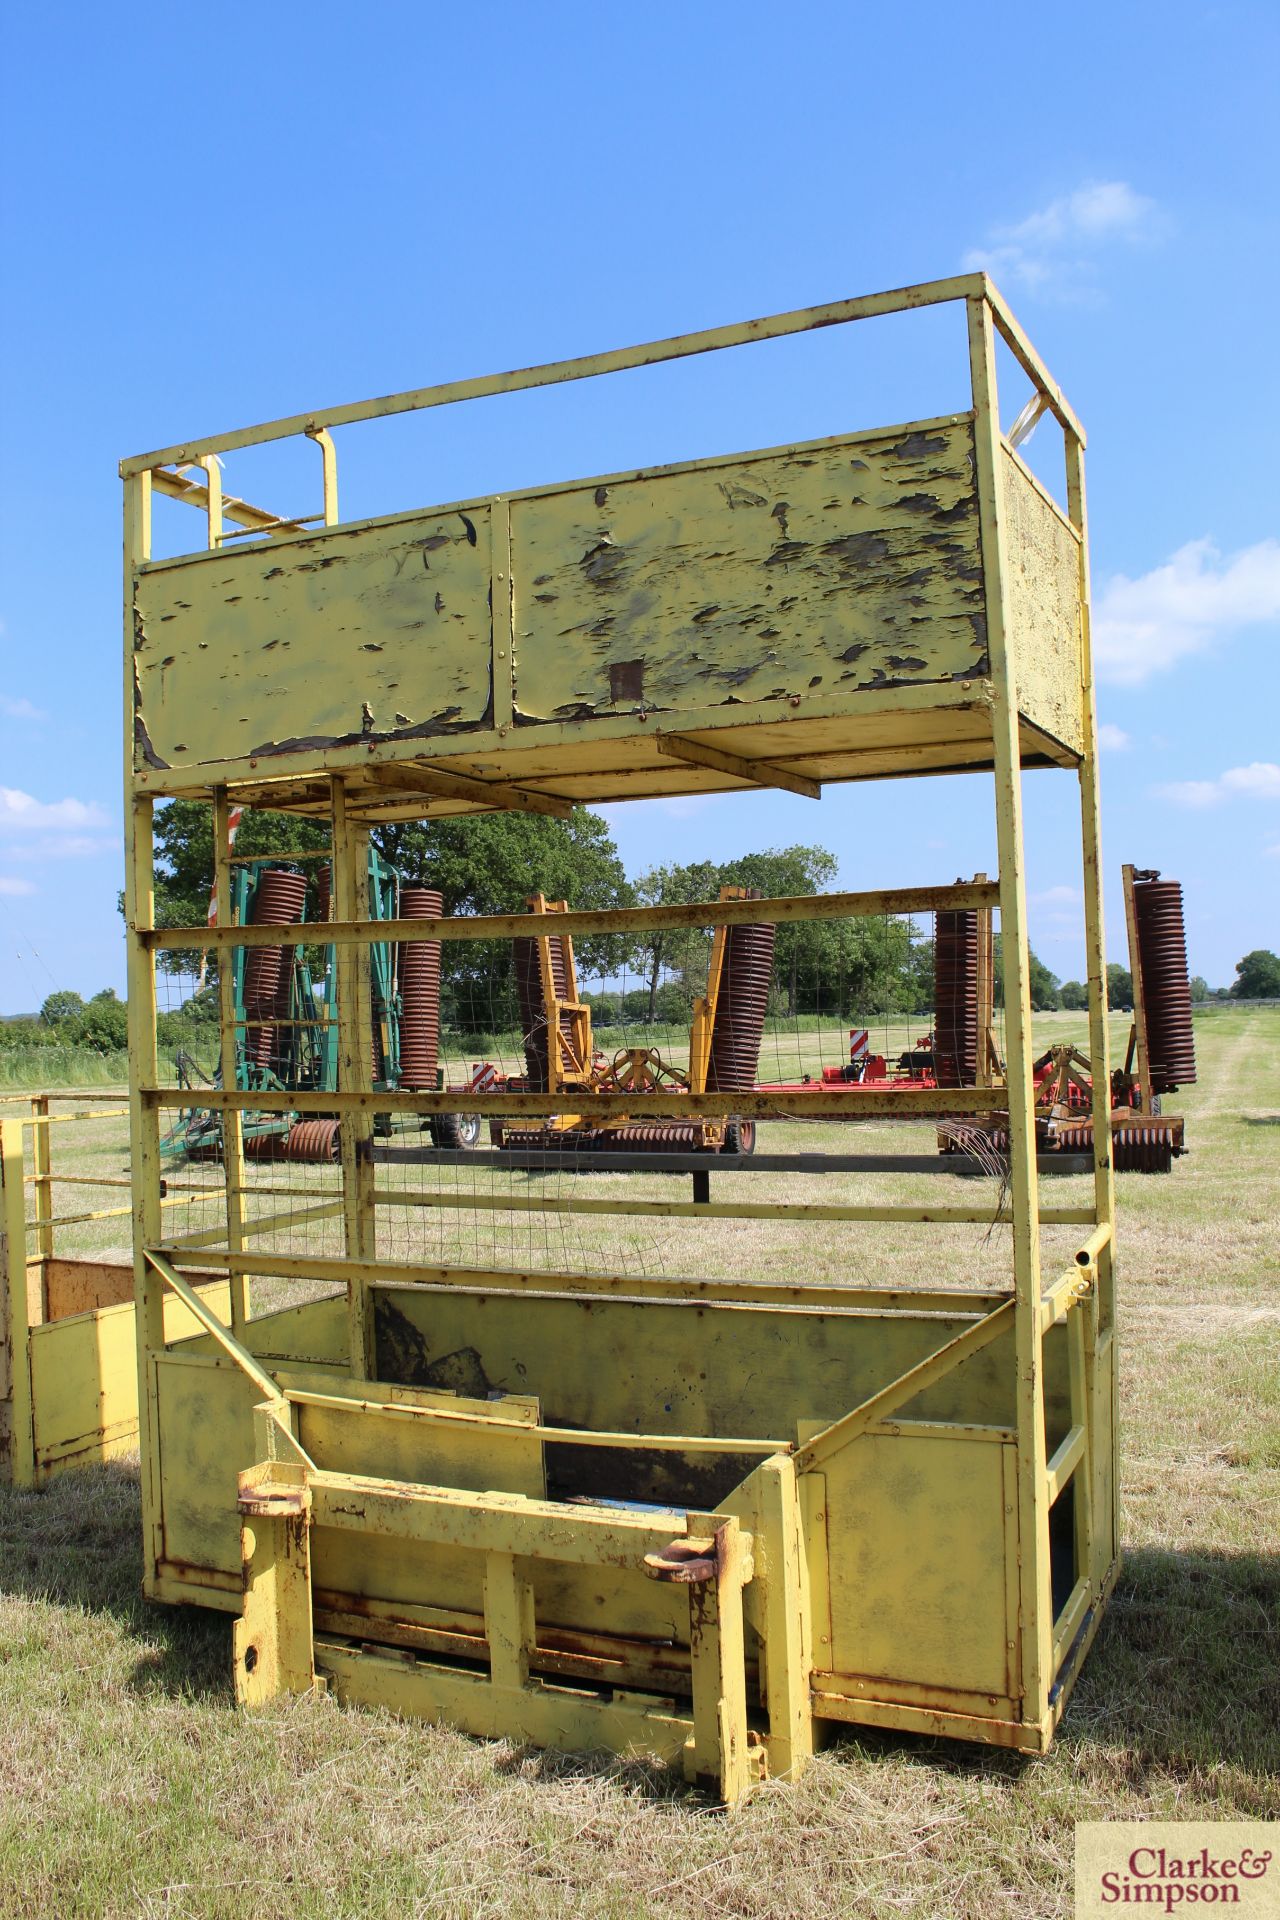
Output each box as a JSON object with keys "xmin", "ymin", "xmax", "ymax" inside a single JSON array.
[{"xmin": 124, "ymin": 274, "xmax": 1087, "ymax": 818}]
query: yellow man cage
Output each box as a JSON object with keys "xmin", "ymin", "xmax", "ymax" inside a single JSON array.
[{"xmin": 119, "ymin": 273, "xmax": 1118, "ymax": 1802}]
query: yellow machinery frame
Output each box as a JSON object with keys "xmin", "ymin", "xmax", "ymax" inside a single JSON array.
[
  {"xmin": 499, "ymin": 884, "xmax": 756, "ymax": 1149},
  {"xmin": 0, "ymin": 1095, "xmax": 227, "ymax": 1485},
  {"xmin": 119, "ymin": 274, "xmax": 1118, "ymax": 1800}
]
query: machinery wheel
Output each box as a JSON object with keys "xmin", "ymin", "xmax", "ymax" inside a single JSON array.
[
  {"xmin": 430, "ymin": 1112, "xmax": 482, "ymax": 1150},
  {"xmin": 721, "ymin": 1118, "xmax": 757, "ymax": 1156}
]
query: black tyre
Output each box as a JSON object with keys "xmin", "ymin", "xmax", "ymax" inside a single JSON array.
[
  {"xmin": 721, "ymin": 1117, "xmax": 757, "ymax": 1156},
  {"xmin": 430, "ymin": 1112, "xmax": 482, "ymax": 1150}
]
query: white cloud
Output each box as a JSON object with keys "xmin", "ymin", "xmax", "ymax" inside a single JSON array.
[
  {"xmin": 0, "ymin": 696, "xmax": 46, "ymax": 721},
  {"xmin": 1094, "ymin": 537, "xmax": 1280, "ymax": 685},
  {"xmin": 1097, "ymin": 723, "xmax": 1130, "ymax": 752},
  {"xmin": 1221, "ymin": 763, "xmax": 1280, "ymax": 799},
  {"xmin": 0, "ymin": 787, "xmax": 109, "ymax": 834},
  {"xmin": 963, "ymin": 180, "xmax": 1160, "ymax": 296},
  {"xmin": 0, "ymin": 875, "xmax": 37, "ymax": 897},
  {"xmin": 1157, "ymin": 762, "xmax": 1280, "ymax": 809},
  {"xmin": 1265, "ymin": 841, "xmax": 1280, "ymax": 860},
  {"xmin": 1156, "ymin": 779, "xmax": 1222, "ymax": 809}
]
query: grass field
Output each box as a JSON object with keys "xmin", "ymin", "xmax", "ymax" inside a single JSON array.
[{"xmin": 0, "ymin": 1007, "xmax": 1276, "ymax": 1918}]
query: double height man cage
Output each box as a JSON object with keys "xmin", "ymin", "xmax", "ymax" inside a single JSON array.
[{"xmin": 120, "ymin": 274, "xmax": 1117, "ymax": 1802}]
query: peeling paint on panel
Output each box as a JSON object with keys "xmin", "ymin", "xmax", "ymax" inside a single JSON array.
[
  {"xmin": 510, "ymin": 421, "xmax": 986, "ymax": 724},
  {"xmin": 133, "ymin": 515, "xmax": 493, "ymax": 770},
  {"xmin": 999, "ymin": 448, "xmax": 1085, "ymax": 756}
]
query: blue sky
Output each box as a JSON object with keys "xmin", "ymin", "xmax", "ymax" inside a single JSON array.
[{"xmin": 1, "ymin": 0, "xmax": 1277, "ymax": 1010}]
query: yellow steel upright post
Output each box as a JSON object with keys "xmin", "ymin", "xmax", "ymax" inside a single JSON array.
[
  {"xmin": 213, "ymin": 788, "xmax": 250, "ymax": 1334},
  {"xmin": 1067, "ymin": 429, "xmax": 1118, "ymax": 1589},
  {"xmin": 967, "ymin": 293, "xmax": 1052, "ymax": 1732},
  {"xmin": 128, "ymin": 805, "xmax": 166, "ymax": 1581},
  {"xmin": 123, "ymin": 468, "xmax": 166, "ymax": 1584},
  {"xmin": 0, "ymin": 1118, "xmax": 36, "ymax": 1487},
  {"xmin": 332, "ymin": 777, "xmax": 377, "ymax": 1376},
  {"xmin": 30, "ymin": 1096, "xmax": 53, "ymax": 1265}
]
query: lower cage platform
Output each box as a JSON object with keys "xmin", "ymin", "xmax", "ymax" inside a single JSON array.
[{"xmin": 142, "ymin": 1251, "xmax": 1118, "ymax": 1802}]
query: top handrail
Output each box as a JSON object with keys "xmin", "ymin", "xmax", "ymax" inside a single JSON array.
[{"xmin": 120, "ymin": 272, "xmax": 1081, "ymax": 479}]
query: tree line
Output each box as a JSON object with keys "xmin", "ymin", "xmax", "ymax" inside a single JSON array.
[{"xmin": 8, "ymin": 803, "xmax": 1275, "ymax": 1054}]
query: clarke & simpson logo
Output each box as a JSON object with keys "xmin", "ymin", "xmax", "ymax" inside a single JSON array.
[{"xmin": 1076, "ymin": 1826, "xmax": 1279, "ymax": 1918}]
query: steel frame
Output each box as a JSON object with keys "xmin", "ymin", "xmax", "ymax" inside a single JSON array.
[
  {"xmin": 119, "ymin": 276, "xmax": 1118, "ymax": 1800},
  {"xmin": 0, "ymin": 1096, "xmax": 227, "ymax": 1485}
]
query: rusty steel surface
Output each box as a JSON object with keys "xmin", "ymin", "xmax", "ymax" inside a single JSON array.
[
  {"xmin": 397, "ymin": 886, "xmax": 443, "ymax": 1092},
  {"xmin": 705, "ymin": 918, "xmax": 775, "ymax": 1095},
  {"xmin": 1131, "ymin": 877, "xmax": 1197, "ymax": 1092},
  {"xmin": 934, "ymin": 908, "xmax": 980, "ymax": 1088}
]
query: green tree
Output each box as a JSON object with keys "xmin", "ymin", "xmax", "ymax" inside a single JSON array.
[
  {"xmin": 1106, "ymin": 962, "xmax": 1133, "ymax": 1009},
  {"xmin": 380, "ymin": 810, "xmax": 634, "ymax": 1033},
  {"xmin": 1059, "ymin": 979, "xmax": 1088, "ymax": 1011},
  {"xmin": 1189, "ymin": 975, "xmax": 1210, "ymax": 1003},
  {"xmin": 992, "ymin": 941, "xmax": 1063, "ymax": 1012},
  {"xmin": 1027, "ymin": 951, "xmax": 1061, "ymax": 1012},
  {"xmin": 632, "ymin": 846, "xmax": 919, "ymax": 1023},
  {"xmin": 903, "ymin": 933, "xmax": 935, "ymax": 1014},
  {"xmin": 0, "ymin": 1016, "xmax": 57, "ymax": 1050},
  {"xmin": 71, "ymin": 995, "xmax": 129, "ymax": 1052},
  {"xmin": 1231, "ymin": 949, "xmax": 1280, "ymax": 999},
  {"xmin": 40, "ymin": 989, "xmax": 85, "ymax": 1026},
  {"xmin": 718, "ymin": 846, "xmax": 842, "ymax": 1017},
  {"xmin": 144, "ymin": 799, "xmax": 634, "ymax": 1032},
  {"xmin": 632, "ymin": 860, "xmax": 722, "ymax": 1022}
]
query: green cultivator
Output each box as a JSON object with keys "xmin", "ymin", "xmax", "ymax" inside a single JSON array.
[{"xmin": 161, "ymin": 848, "xmax": 429, "ymax": 1166}]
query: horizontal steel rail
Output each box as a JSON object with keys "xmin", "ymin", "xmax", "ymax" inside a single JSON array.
[
  {"xmin": 151, "ymin": 1245, "xmax": 1011, "ymax": 1316},
  {"xmin": 371, "ymin": 1188, "xmax": 1095, "ymax": 1228},
  {"xmin": 25, "ymin": 1191, "xmax": 204, "ymax": 1233},
  {"xmin": 306, "ymin": 1471, "xmax": 715, "ymax": 1567},
  {"xmin": 6, "ymin": 1104, "xmax": 130, "ymax": 1124},
  {"xmin": 372, "ymin": 1146, "xmax": 1094, "ymax": 1178},
  {"xmin": 161, "ymin": 1197, "xmax": 345, "ymax": 1252},
  {"xmin": 145, "ymin": 1085, "xmax": 1007, "ymax": 1119},
  {"xmin": 121, "ymin": 272, "xmax": 1080, "ymax": 478},
  {"xmin": 142, "ymin": 881, "xmax": 1000, "ymax": 952},
  {"xmin": 283, "ymin": 1388, "xmax": 785, "ymax": 1457}
]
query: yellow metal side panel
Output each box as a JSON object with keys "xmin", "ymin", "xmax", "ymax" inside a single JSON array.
[
  {"xmin": 999, "ymin": 448, "xmax": 1084, "ymax": 755},
  {"xmin": 244, "ymin": 1293, "xmax": 351, "ymax": 1366},
  {"xmin": 1095, "ymin": 1327, "xmax": 1116, "ymax": 1573},
  {"xmin": 154, "ymin": 1346, "xmax": 543, "ymax": 1582},
  {"xmin": 510, "ymin": 421, "xmax": 985, "ymax": 723},
  {"xmin": 156, "ymin": 1355, "xmax": 262, "ymax": 1577},
  {"xmin": 43, "ymin": 1259, "xmax": 135, "ymax": 1320},
  {"xmin": 307, "ymin": 1531, "xmax": 692, "ymax": 1648},
  {"xmin": 290, "ymin": 1371, "xmax": 690, "ymax": 1644},
  {"xmin": 820, "ymin": 1432, "xmax": 1012, "ymax": 1697},
  {"xmin": 154, "ymin": 1353, "xmax": 693, "ymax": 1643},
  {"xmin": 294, "ymin": 1394, "xmax": 546, "ymax": 1498},
  {"xmin": 133, "ymin": 511, "xmax": 493, "ymax": 772},
  {"xmin": 372, "ymin": 1287, "xmax": 1018, "ymax": 1439},
  {"xmin": 28, "ymin": 1283, "xmax": 231, "ymax": 1476}
]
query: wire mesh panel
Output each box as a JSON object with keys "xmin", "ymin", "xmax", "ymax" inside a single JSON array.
[{"xmin": 141, "ymin": 856, "xmax": 1033, "ymax": 1295}]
